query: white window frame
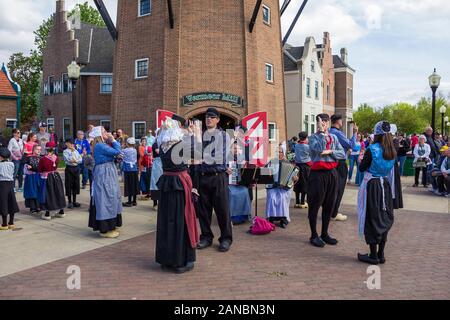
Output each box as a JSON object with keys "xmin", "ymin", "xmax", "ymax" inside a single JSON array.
[
  {"xmin": 311, "ymin": 60, "xmax": 315, "ymax": 72},
  {"xmin": 138, "ymin": 0, "xmax": 152, "ymax": 17},
  {"xmin": 6, "ymin": 119, "xmax": 17, "ymax": 129},
  {"xmin": 268, "ymin": 122, "xmax": 276, "ymax": 142},
  {"xmin": 62, "ymin": 118, "xmax": 72, "ymax": 141},
  {"xmin": 135, "ymin": 58, "xmax": 149, "ymax": 79},
  {"xmin": 47, "ymin": 118, "xmax": 55, "ymax": 131},
  {"xmin": 132, "ymin": 121, "xmax": 147, "ymax": 139},
  {"xmin": 262, "ymin": 5, "xmax": 271, "ymax": 25},
  {"xmin": 100, "ymin": 75, "xmax": 113, "ymax": 94},
  {"xmin": 306, "ymin": 78, "xmax": 311, "ymax": 97},
  {"xmin": 48, "ymin": 75, "xmax": 55, "ymax": 95},
  {"xmin": 100, "ymin": 120, "xmax": 111, "ymax": 131},
  {"xmin": 265, "ymin": 63, "xmax": 274, "ymax": 83},
  {"xmin": 315, "ymin": 80, "xmax": 319, "ymax": 99}
]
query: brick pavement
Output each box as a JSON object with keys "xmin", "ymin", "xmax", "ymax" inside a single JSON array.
[{"xmin": 1, "ymin": 192, "xmax": 449, "ymax": 300}]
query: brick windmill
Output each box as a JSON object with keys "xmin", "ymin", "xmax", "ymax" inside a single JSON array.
[{"xmin": 94, "ymin": 0, "xmax": 308, "ymax": 141}]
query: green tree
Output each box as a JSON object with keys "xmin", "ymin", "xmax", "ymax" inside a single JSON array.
[
  {"xmin": 74, "ymin": 2, "xmax": 106, "ymax": 27},
  {"xmin": 353, "ymin": 104, "xmax": 381, "ymax": 133}
]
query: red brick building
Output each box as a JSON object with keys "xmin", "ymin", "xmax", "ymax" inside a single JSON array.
[
  {"xmin": 0, "ymin": 63, "xmax": 21, "ymax": 130},
  {"xmin": 42, "ymin": 0, "xmax": 114, "ymax": 140}
]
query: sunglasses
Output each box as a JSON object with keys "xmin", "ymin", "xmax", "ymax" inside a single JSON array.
[{"xmin": 206, "ymin": 115, "xmax": 218, "ymax": 119}]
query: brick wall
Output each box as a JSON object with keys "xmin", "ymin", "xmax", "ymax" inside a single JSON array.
[
  {"xmin": 0, "ymin": 99, "xmax": 17, "ymax": 129},
  {"xmin": 321, "ymin": 32, "xmax": 335, "ymax": 116}
]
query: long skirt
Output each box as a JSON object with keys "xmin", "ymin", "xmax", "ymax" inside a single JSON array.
[
  {"xmin": 229, "ymin": 185, "xmax": 252, "ymax": 223},
  {"xmin": 392, "ymin": 162, "xmax": 404, "ymax": 209},
  {"xmin": 140, "ymin": 169, "xmax": 151, "ymax": 193},
  {"xmin": 364, "ymin": 179, "xmax": 394, "ymax": 244},
  {"xmin": 24, "ymin": 173, "xmax": 41, "ymax": 210},
  {"xmin": 39, "ymin": 173, "xmax": 66, "ymax": 211},
  {"xmin": 124, "ymin": 171, "xmax": 140, "ymax": 197},
  {"xmin": 65, "ymin": 166, "xmax": 80, "ymax": 196},
  {"xmin": 0, "ymin": 181, "xmax": 19, "ymax": 216},
  {"xmin": 150, "ymin": 158, "xmax": 163, "ymax": 191},
  {"xmin": 155, "ymin": 174, "xmax": 195, "ymax": 268},
  {"xmin": 294, "ymin": 163, "xmax": 310, "ymax": 194},
  {"xmin": 265, "ymin": 187, "xmax": 291, "ymax": 222},
  {"xmin": 89, "ymin": 162, "xmax": 122, "ymax": 233}
]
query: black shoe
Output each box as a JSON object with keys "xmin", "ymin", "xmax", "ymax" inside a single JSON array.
[
  {"xmin": 279, "ymin": 221, "xmax": 287, "ymax": 229},
  {"xmin": 378, "ymin": 254, "xmax": 386, "ymax": 264},
  {"xmin": 174, "ymin": 262, "xmax": 195, "ymax": 274},
  {"xmin": 218, "ymin": 240, "xmax": 232, "ymax": 252},
  {"xmin": 321, "ymin": 234, "xmax": 338, "ymax": 245},
  {"xmin": 132, "ymin": 202, "xmax": 137, "ymax": 206},
  {"xmin": 122, "ymin": 202, "xmax": 133, "ymax": 207},
  {"xmin": 310, "ymin": 237, "xmax": 325, "ymax": 248},
  {"xmin": 68, "ymin": 203, "xmax": 74, "ymax": 209},
  {"xmin": 73, "ymin": 202, "xmax": 81, "ymax": 208},
  {"xmin": 357, "ymin": 253, "xmax": 379, "ymax": 265},
  {"xmin": 196, "ymin": 239, "xmax": 212, "ymax": 250}
]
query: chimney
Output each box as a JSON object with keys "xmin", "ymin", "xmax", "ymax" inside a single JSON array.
[
  {"xmin": 56, "ymin": 0, "xmax": 65, "ymax": 13},
  {"xmin": 323, "ymin": 32, "xmax": 329, "ymax": 46},
  {"xmin": 340, "ymin": 47, "xmax": 348, "ymax": 64}
]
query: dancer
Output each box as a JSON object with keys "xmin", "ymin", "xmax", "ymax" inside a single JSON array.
[
  {"xmin": 357, "ymin": 121, "xmax": 396, "ymax": 264},
  {"xmin": 74, "ymin": 131, "xmax": 91, "ymax": 189},
  {"xmin": 293, "ymin": 131, "xmax": 311, "ymax": 209},
  {"xmin": 23, "ymin": 145, "xmax": 42, "ymax": 214},
  {"xmin": 88, "ymin": 127, "xmax": 123, "ymax": 238},
  {"xmin": 38, "ymin": 141, "xmax": 66, "ymax": 221},
  {"xmin": 63, "ymin": 138, "xmax": 82, "ymax": 209},
  {"xmin": 0, "ymin": 148, "xmax": 20, "ymax": 231},
  {"xmin": 308, "ymin": 114, "xmax": 345, "ymax": 248},
  {"xmin": 122, "ymin": 137, "xmax": 140, "ymax": 207},
  {"xmin": 155, "ymin": 118, "xmax": 199, "ymax": 273}
]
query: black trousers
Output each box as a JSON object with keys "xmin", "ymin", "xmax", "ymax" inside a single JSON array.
[
  {"xmin": 415, "ymin": 167, "xmax": 427, "ymax": 186},
  {"xmin": 331, "ymin": 160, "xmax": 348, "ymax": 218},
  {"xmin": 196, "ymin": 172, "xmax": 232, "ymax": 243},
  {"xmin": 307, "ymin": 169, "xmax": 338, "ymax": 239}
]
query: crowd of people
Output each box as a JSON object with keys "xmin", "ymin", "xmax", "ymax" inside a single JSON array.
[{"xmin": 0, "ymin": 107, "xmax": 442, "ymax": 274}]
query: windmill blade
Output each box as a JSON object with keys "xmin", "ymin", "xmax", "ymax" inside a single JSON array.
[
  {"xmin": 249, "ymin": 0, "xmax": 263, "ymax": 33},
  {"xmin": 282, "ymin": 0, "xmax": 308, "ymax": 45},
  {"xmin": 280, "ymin": 0, "xmax": 292, "ymax": 16},
  {"xmin": 93, "ymin": 0, "xmax": 118, "ymax": 41}
]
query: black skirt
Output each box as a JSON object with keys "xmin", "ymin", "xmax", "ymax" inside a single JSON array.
[
  {"xmin": 40, "ymin": 172, "xmax": 66, "ymax": 211},
  {"xmin": 155, "ymin": 175, "xmax": 195, "ymax": 267},
  {"xmin": 393, "ymin": 162, "xmax": 404, "ymax": 209},
  {"xmin": 365, "ymin": 178, "xmax": 394, "ymax": 244},
  {"xmin": 0, "ymin": 181, "xmax": 19, "ymax": 216},
  {"xmin": 88, "ymin": 197, "xmax": 123, "ymax": 233},
  {"xmin": 294, "ymin": 163, "xmax": 311, "ymax": 194},
  {"xmin": 65, "ymin": 166, "xmax": 80, "ymax": 196},
  {"xmin": 124, "ymin": 171, "xmax": 140, "ymax": 197}
]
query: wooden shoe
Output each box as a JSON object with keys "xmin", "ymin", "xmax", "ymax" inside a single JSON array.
[
  {"xmin": 299, "ymin": 203, "xmax": 308, "ymax": 209},
  {"xmin": 0, "ymin": 226, "xmax": 9, "ymax": 231},
  {"xmin": 8, "ymin": 224, "xmax": 16, "ymax": 230},
  {"xmin": 332, "ymin": 213, "xmax": 347, "ymax": 221},
  {"xmin": 100, "ymin": 231, "xmax": 120, "ymax": 238}
]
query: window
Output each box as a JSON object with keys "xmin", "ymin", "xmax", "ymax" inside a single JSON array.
[
  {"xmin": 306, "ymin": 78, "xmax": 311, "ymax": 97},
  {"xmin": 265, "ymin": 63, "xmax": 273, "ymax": 82},
  {"xmin": 133, "ymin": 121, "xmax": 146, "ymax": 140},
  {"xmin": 100, "ymin": 120, "xmax": 111, "ymax": 132},
  {"xmin": 262, "ymin": 5, "xmax": 271, "ymax": 25},
  {"xmin": 304, "ymin": 115, "xmax": 309, "ymax": 132},
  {"xmin": 62, "ymin": 74, "xmax": 69, "ymax": 93},
  {"xmin": 6, "ymin": 119, "xmax": 17, "ymax": 129},
  {"xmin": 311, "ymin": 60, "xmax": 315, "ymax": 72},
  {"xmin": 268, "ymin": 122, "xmax": 276, "ymax": 142},
  {"xmin": 315, "ymin": 81, "xmax": 319, "ymax": 99},
  {"xmin": 100, "ymin": 76, "xmax": 113, "ymax": 93},
  {"xmin": 48, "ymin": 76, "xmax": 54, "ymax": 95},
  {"xmin": 47, "ymin": 118, "xmax": 55, "ymax": 131},
  {"xmin": 135, "ymin": 59, "xmax": 149, "ymax": 79},
  {"xmin": 310, "ymin": 115, "xmax": 315, "ymax": 134},
  {"xmin": 63, "ymin": 118, "xmax": 71, "ymax": 141},
  {"xmin": 326, "ymin": 81, "xmax": 330, "ymax": 102},
  {"xmin": 138, "ymin": 0, "xmax": 152, "ymax": 17},
  {"xmin": 347, "ymin": 88, "xmax": 353, "ymax": 107}
]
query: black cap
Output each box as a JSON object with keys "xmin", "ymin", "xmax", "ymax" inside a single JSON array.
[
  {"xmin": 65, "ymin": 138, "xmax": 75, "ymax": 144},
  {"xmin": 330, "ymin": 114, "xmax": 342, "ymax": 124},
  {"xmin": 205, "ymin": 107, "xmax": 220, "ymax": 118},
  {"xmin": 0, "ymin": 147, "xmax": 11, "ymax": 159}
]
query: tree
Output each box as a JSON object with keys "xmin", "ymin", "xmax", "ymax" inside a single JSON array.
[
  {"xmin": 353, "ymin": 104, "xmax": 380, "ymax": 133},
  {"xmin": 74, "ymin": 2, "xmax": 106, "ymax": 27}
]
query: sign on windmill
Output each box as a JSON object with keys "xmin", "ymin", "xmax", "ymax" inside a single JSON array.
[{"xmin": 241, "ymin": 111, "xmax": 269, "ymax": 167}]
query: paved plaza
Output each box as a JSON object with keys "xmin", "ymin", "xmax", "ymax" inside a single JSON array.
[{"xmin": 0, "ymin": 175, "xmax": 449, "ymax": 300}]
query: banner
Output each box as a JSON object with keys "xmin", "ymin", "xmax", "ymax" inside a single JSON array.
[{"xmin": 241, "ymin": 111, "xmax": 268, "ymax": 167}]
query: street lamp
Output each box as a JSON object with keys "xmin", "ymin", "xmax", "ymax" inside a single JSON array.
[
  {"xmin": 67, "ymin": 60, "xmax": 81, "ymax": 139},
  {"xmin": 429, "ymin": 68, "xmax": 441, "ymax": 138},
  {"xmin": 445, "ymin": 116, "xmax": 449, "ymax": 135},
  {"xmin": 440, "ymin": 105, "xmax": 447, "ymax": 134}
]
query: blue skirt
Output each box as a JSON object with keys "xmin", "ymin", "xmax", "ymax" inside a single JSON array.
[
  {"xmin": 229, "ymin": 185, "xmax": 251, "ymax": 223},
  {"xmin": 24, "ymin": 173, "xmax": 41, "ymax": 200}
]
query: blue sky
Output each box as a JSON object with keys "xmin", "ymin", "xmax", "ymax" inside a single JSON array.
[{"xmin": 1, "ymin": 0, "xmax": 449, "ymax": 109}]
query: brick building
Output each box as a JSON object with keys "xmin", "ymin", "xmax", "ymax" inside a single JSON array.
[
  {"xmin": 284, "ymin": 32, "xmax": 355, "ymax": 138},
  {"xmin": 0, "ymin": 63, "xmax": 21, "ymax": 130},
  {"xmin": 111, "ymin": 0, "xmax": 287, "ymax": 141},
  {"xmin": 42, "ymin": 0, "xmax": 114, "ymax": 140}
]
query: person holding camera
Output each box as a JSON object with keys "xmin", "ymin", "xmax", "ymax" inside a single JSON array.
[{"xmin": 413, "ymin": 135, "xmax": 431, "ymax": 187}]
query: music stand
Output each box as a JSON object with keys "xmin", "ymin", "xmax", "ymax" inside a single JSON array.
[{"xmin": 240, "ymin": 167, "xmax": 273, "ymax": 216}]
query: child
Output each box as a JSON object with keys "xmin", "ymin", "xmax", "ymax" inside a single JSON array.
[
  {"xmin": 63, "ymin": 138, "xmax": 82, "ymax": 208},
  {"xmin": 0, "ymin": 148, "xmax": 20, "ymax": 230},
  {"xmin": 122, "ymin": 137, "xmax": 140, "ymax": 207},
  {"xmin": 38, "ymin": 141, "xmax": 66, "ymax": 221},
  {"xmin": 24, "ymin": 145, "xmax": 42, "ymax": 214},
  {"xmin": 293, "ymin": 131, "xmax": 311, "ymax": 209}
]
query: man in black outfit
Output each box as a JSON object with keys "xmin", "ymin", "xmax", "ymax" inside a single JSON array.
[{"xmin": 195, "ymin": 107, "xmax": 233, "ymax": 252}]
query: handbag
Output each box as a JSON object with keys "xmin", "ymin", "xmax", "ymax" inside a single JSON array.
[
  {"xmin": 413, "ymin": 159, "xmax": 427, "ymax": 168},
  {"xmin": 249, "ymin": 216, "xmax": 276, "ymax": 235}
]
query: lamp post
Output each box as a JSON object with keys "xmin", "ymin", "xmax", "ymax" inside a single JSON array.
[
  {"xmin": 444, "ymin": 116, "xmax": 449, "ymax": 136},
  {"xmin": 67, "ymin": 60, "xmax": 81, "ymax": 139},
  {"xmin": 440, "ymin": 105, "xmax": 447, "ymax": 135},
  {"xmin": 447, "ymin": 122, "xmax": 450, "ymax": 138},
  {"xmin": 429, "ymin": 68, "xmax": 441, "ymax": 139}
]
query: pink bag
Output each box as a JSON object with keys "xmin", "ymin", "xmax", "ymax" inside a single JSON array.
[{"xmin": 249, "ymin": 216, "xmax": 276, "ymax": 235}]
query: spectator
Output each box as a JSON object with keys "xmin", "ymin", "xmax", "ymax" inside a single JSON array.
[
  {"xmin": 36, "ymin": 123, "xmax": 51, "ymax": 156},
  {"xmin": 74, "ymin": 131, "xmax": 91, "ymax": 189},
  {"xmin": 396, "ymin": 133, "xmax": 410, "ymax": 176},
  {"xmin": 145, "ymin": 129, "xmax": 156, "ymax": 148},
  {"xmin": 424, "ymin": 127, "xmax": 439, "ymax": 162},
  {"xmin": 410, "ymin": 133, "xmax": 419, "ymax": 150},
  {"xmin": 413, "ymin": 135, "xmax": 432, "ymax": 187},
  {"xmin": 8, "ymin": 128, "xmax": 24, "ymax": 192}
]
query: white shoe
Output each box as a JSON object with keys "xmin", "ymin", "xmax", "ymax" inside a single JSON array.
[
  {"xmin": 41, "ymin": 213, "xmax": 51, "ymax": 221},
  {"xmin": 56, "ymin": 212, "xmax": 66, "ymax": 218},
  {"xmin": 332, "ymin": 213, "xmax": 348, "ymax": 221}
]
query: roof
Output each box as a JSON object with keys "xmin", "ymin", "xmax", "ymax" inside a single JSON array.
[
  {"xmin": 333, "ymin": 55, "xmax": 355, "ymax": 72},
  {"xmin": 283, "ymin": 46, "xmax": 304, "ymax": 71},
  {"xmin": 0, "ymin": 65, "xmax": 18, "ymax": 98},
  {"xmin": 75, "ymin": 23, "xmax": 114, "ymax": 73},
  {"xmin": 286, "ymin": 46, "xmax": 304, "ymax": 60}
]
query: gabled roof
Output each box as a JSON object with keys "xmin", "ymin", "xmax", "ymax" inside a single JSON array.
[
  {"xmin": 333, "ymin": 55, "xmax": 355, "ymax": 72},
  {"xmin": 75, "ymin": 23, "xmax": 114, "ymax": 73},
  {"xmin": 0, "ymin": 64, "xmax": 18, "ymax": 98}
]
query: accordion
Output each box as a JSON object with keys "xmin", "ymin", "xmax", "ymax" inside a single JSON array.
[{"xmin": 278, "ymin": 161, "xmax": 299, "ymax": 189}]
